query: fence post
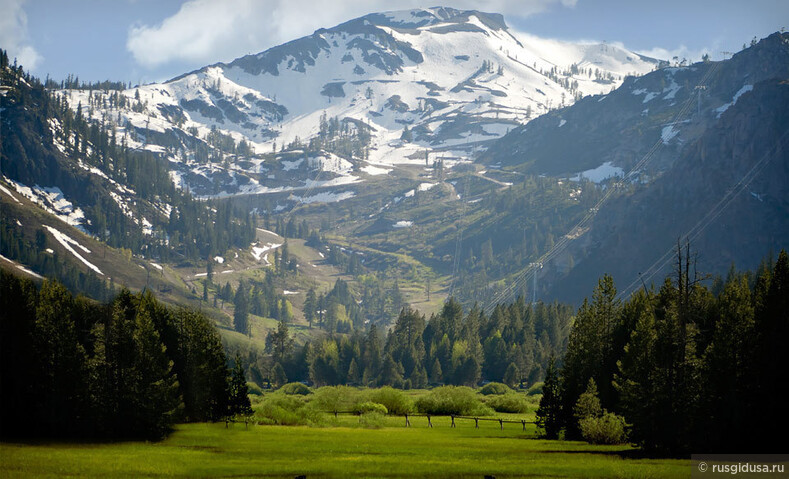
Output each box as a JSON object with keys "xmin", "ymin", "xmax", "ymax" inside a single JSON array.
[
  {"xmin": 427, "ymin": 415, "xmax": 433, "ymax": 428},
  {"xmin": 475, "ymin": 418, "xmax": 479, "ymax": 429},
  {"xmin": 499, "ymin": 419, "xmax": 503, "ymax": 430},
  {"xmin": 451, "ymin": 415, "xmax": 456, "ymax": 428}
]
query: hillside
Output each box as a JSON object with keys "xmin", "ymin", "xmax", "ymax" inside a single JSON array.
[
  {"xmin": 0, "ymin": 52, "xmax": 361, "ymax": 351},
  {"xmin": 480, "ymin": 32, "xmax": 789, "ymax": 304}
]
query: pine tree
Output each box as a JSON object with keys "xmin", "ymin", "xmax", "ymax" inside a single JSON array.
[
  {"xmin": 378, "ymin": 354, "xmax": 404, "ymax": 387},
  {"xmin": 270, "ymin": 320, "xmax": 294, "ymax": 365},
  {"xmin": 751, "ymin": 249, "xmax": 789, "ymax": 446},
  {"xmin": 309, "ymin": 341, "xmax": 341, "ymax": 386},
  {"xmin": 410, "ymin": 365, "xmax": 428, "ymax": 388},
  {"xmin": 536, "ymin": 357, "xmax": 562, "ymax": 439},
  {"xmin": 233, "ymin": 281, "xmax": 249, "ymax": 335},
  {"xmin": 228, "ymin": 355, "xmax": 251, "ymax": 415},
  {"xmin": 129, "ymin": 306, "xmax": 183, "ymax": 438},
  {"xmin": 0, "ymin": 271, "xmax": 39, "ymax": 435},
  {"xmin": 304, "ymin": 288, "xmax": 317, "ymax": 328},
  {"xmin": 347, "ymin": 358, "xmax": 361, "ymax": 385},
  {"xmin": 483, "ymin": 331, "xmax": 508, "ymax": 381},
  {"xmin": 502, "ymin": 362, "xmax": 520, "ymax": 388},
  {"xmin": 429, "ymin": 357, "xmax": 443, "ymax": 385},
  {"xmin": 574, "ymin": 378, "xmax": 602, "ymax": 424},
  {"xmin": 613, "ymin": 300, "xmax": 658, "ymax": 449},
  {"xmin": 272, "ymin": 362, "xmax": 288, "ymax": 388},
  {"xmin": 34, "ymin": 280, "xmax": 89, "ymax": 435},
  {"xmin": 170, "ymin": 308, "xmax": 230, "ymax": 421},
  {"xmin": 701, "ymin": 273, "xmax": 753, "ymax": 448},
  {"xmin": 561, "ymin": 274, "xmax": 621, "ymax": 437}
]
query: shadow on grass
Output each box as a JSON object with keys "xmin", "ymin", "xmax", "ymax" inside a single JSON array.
[{"xmin": 540, "ymin": 447, "xmax": 687, "ymax": 460}]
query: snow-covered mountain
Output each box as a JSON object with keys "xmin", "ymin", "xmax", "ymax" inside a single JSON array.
[{"xmin": 58, "ymin": 7, "xmax": 660, "ymax": 198}]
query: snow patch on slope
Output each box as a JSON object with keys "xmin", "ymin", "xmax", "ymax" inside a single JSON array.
[
  {"xmin": 43, "ymin": 225, "xmax": 103, "ymax": 275},
  {"xmin": 4, "ymin": 177, "xmax": 87, "ymax": 231},
  {"xmin": 0, "ymin": 254, "xmax": 44, "ymax": 279},
  {"xmin": 361, "ymin": 164, "xmax": 392, "ymax": 176},
  {"xmin": 570, "ymin": 161, "xmax": 624, "ymax": 183},
  {"xmin": 251, "ymin": 242, "xmax": 282, "ymax": 261},
  {"xmin": 715, "ymin": 84, "xmax": 753, "ymax": 118},
  {"xmin": 661, "ymin": 124, "xmax": 679, "ymax": 144},
  {"xmin": 293, "ymin": 190, "xmax": 356, "ymax": 204}
]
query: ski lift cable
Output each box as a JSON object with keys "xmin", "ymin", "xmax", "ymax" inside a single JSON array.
[
  {"xmin": 483, "ymin": 60, "xmax": 724, "ymax": 314},
  {"xmin": 616, "ymin": 128, "xmax": 789, "ymax": 300}
]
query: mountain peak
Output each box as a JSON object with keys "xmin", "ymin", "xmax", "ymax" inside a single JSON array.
[{"xmin": 358, "ymin": 7, "xmax": 508, "ymax": 32}]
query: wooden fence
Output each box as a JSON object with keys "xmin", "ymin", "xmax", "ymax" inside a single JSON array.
[
  {"xmin": 225, "ymin": 412, "xmax": 536, "ymax": 432},
  {"xmin": 325, "ymin": 411, "xmax": 534, "ymax": 431}
]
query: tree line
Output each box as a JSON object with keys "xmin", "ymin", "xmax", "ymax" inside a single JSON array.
[
  {"xmin": 245, "ymin": 296, "xmax": 571, "ymax": 391},
  {"xmin": 0, "ymin": 271, "xmax": 249, "ymax": 439},
  {"xmin": 536, "ymin": 247, "xmax": 789, "ymax": 453}
]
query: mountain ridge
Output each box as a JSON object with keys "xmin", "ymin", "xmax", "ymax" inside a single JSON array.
[{"xmin": 57, "ymin": 6, "xmax": 660, "ymax": 198}]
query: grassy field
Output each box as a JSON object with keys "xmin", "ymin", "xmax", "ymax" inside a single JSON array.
[{"xmin": 1, "ymin": 419, "xmax": 689, "ymax": 478}]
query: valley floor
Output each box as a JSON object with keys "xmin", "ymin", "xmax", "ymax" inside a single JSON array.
[{"xmin": 0, "ymin": 421, "xmax": 689, "ymax": 478}]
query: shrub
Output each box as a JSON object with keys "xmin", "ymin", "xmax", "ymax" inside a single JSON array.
[
  {"xmin": 415, "ymin": 386, "xmax": 494, "ymax": 416},
  {"xmin": 247, "ymin": 382, "xmax": 264, "ymax": 396},
  {"xmin": 358, "ymin": 411, "xmax": 386, "ymax": 429},
  {"xmin": 252, "ymin": 393, "xmax": 323, "ymax": 426},
  {"xmin": 486, "ymin": 393, "xmax": 530, "ymax": 413},
  {"xmin": 526, "ymin": 382, "xmax": 543, "ymax": 396},
  {"xmin": 310, "ymin": 386, "xmax": 360, "ymax": 412},
  {"xmin": 574, "ymin": 379, "xmax": 602, "ymax": 423},
  {"xmin": 479, "ymin": 382, "xmax": 512, "ymax": 395},
  {"xmin": 579, "ymin": 412, "xmax": 628, "ymax": 445},
  {"xmin": 353, "ymin": 401, "xmax": 388, "ymax": 415},
  {"xmin": 365, "ymin": 387, "xmax": 415, "ymax": 415},
  {"xmin": 280, "ymin": 382, "xmax": 312, "ymax": 395}
]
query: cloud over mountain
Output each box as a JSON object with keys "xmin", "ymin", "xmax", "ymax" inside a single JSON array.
[
  {"xmin": 126, "ymin": 0, "xmax": 576, "ymax": 69},
  {"xmin": 0, "ymin": 0, "xmax": 42, "ymax": 70}
]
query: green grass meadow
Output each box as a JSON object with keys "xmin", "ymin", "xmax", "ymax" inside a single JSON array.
[{"xmin": 1, "ymin": 419, "xmax": 689, "ymax": 478}]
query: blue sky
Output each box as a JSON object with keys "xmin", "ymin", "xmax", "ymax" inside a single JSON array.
[{"xmin": 3, "ymin": 0, "xmax": 787, "ymax": 84}]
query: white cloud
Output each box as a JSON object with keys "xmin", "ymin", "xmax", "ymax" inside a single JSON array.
[
  {"xmin": 0, "ymin": 0, "xmax": 42, "ymax": 70},
  {"xmin": 126, "ymin": 0, "xmax": 575, "ymax": 69},
  {"xmin": 637, "ymin": 44, "xmax": 715, "ymax": 64}
]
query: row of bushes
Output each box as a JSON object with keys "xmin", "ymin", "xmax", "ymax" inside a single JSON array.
[{"xmin": 251, "ymin": 385, "xmax": 539, "ymax": 425}]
